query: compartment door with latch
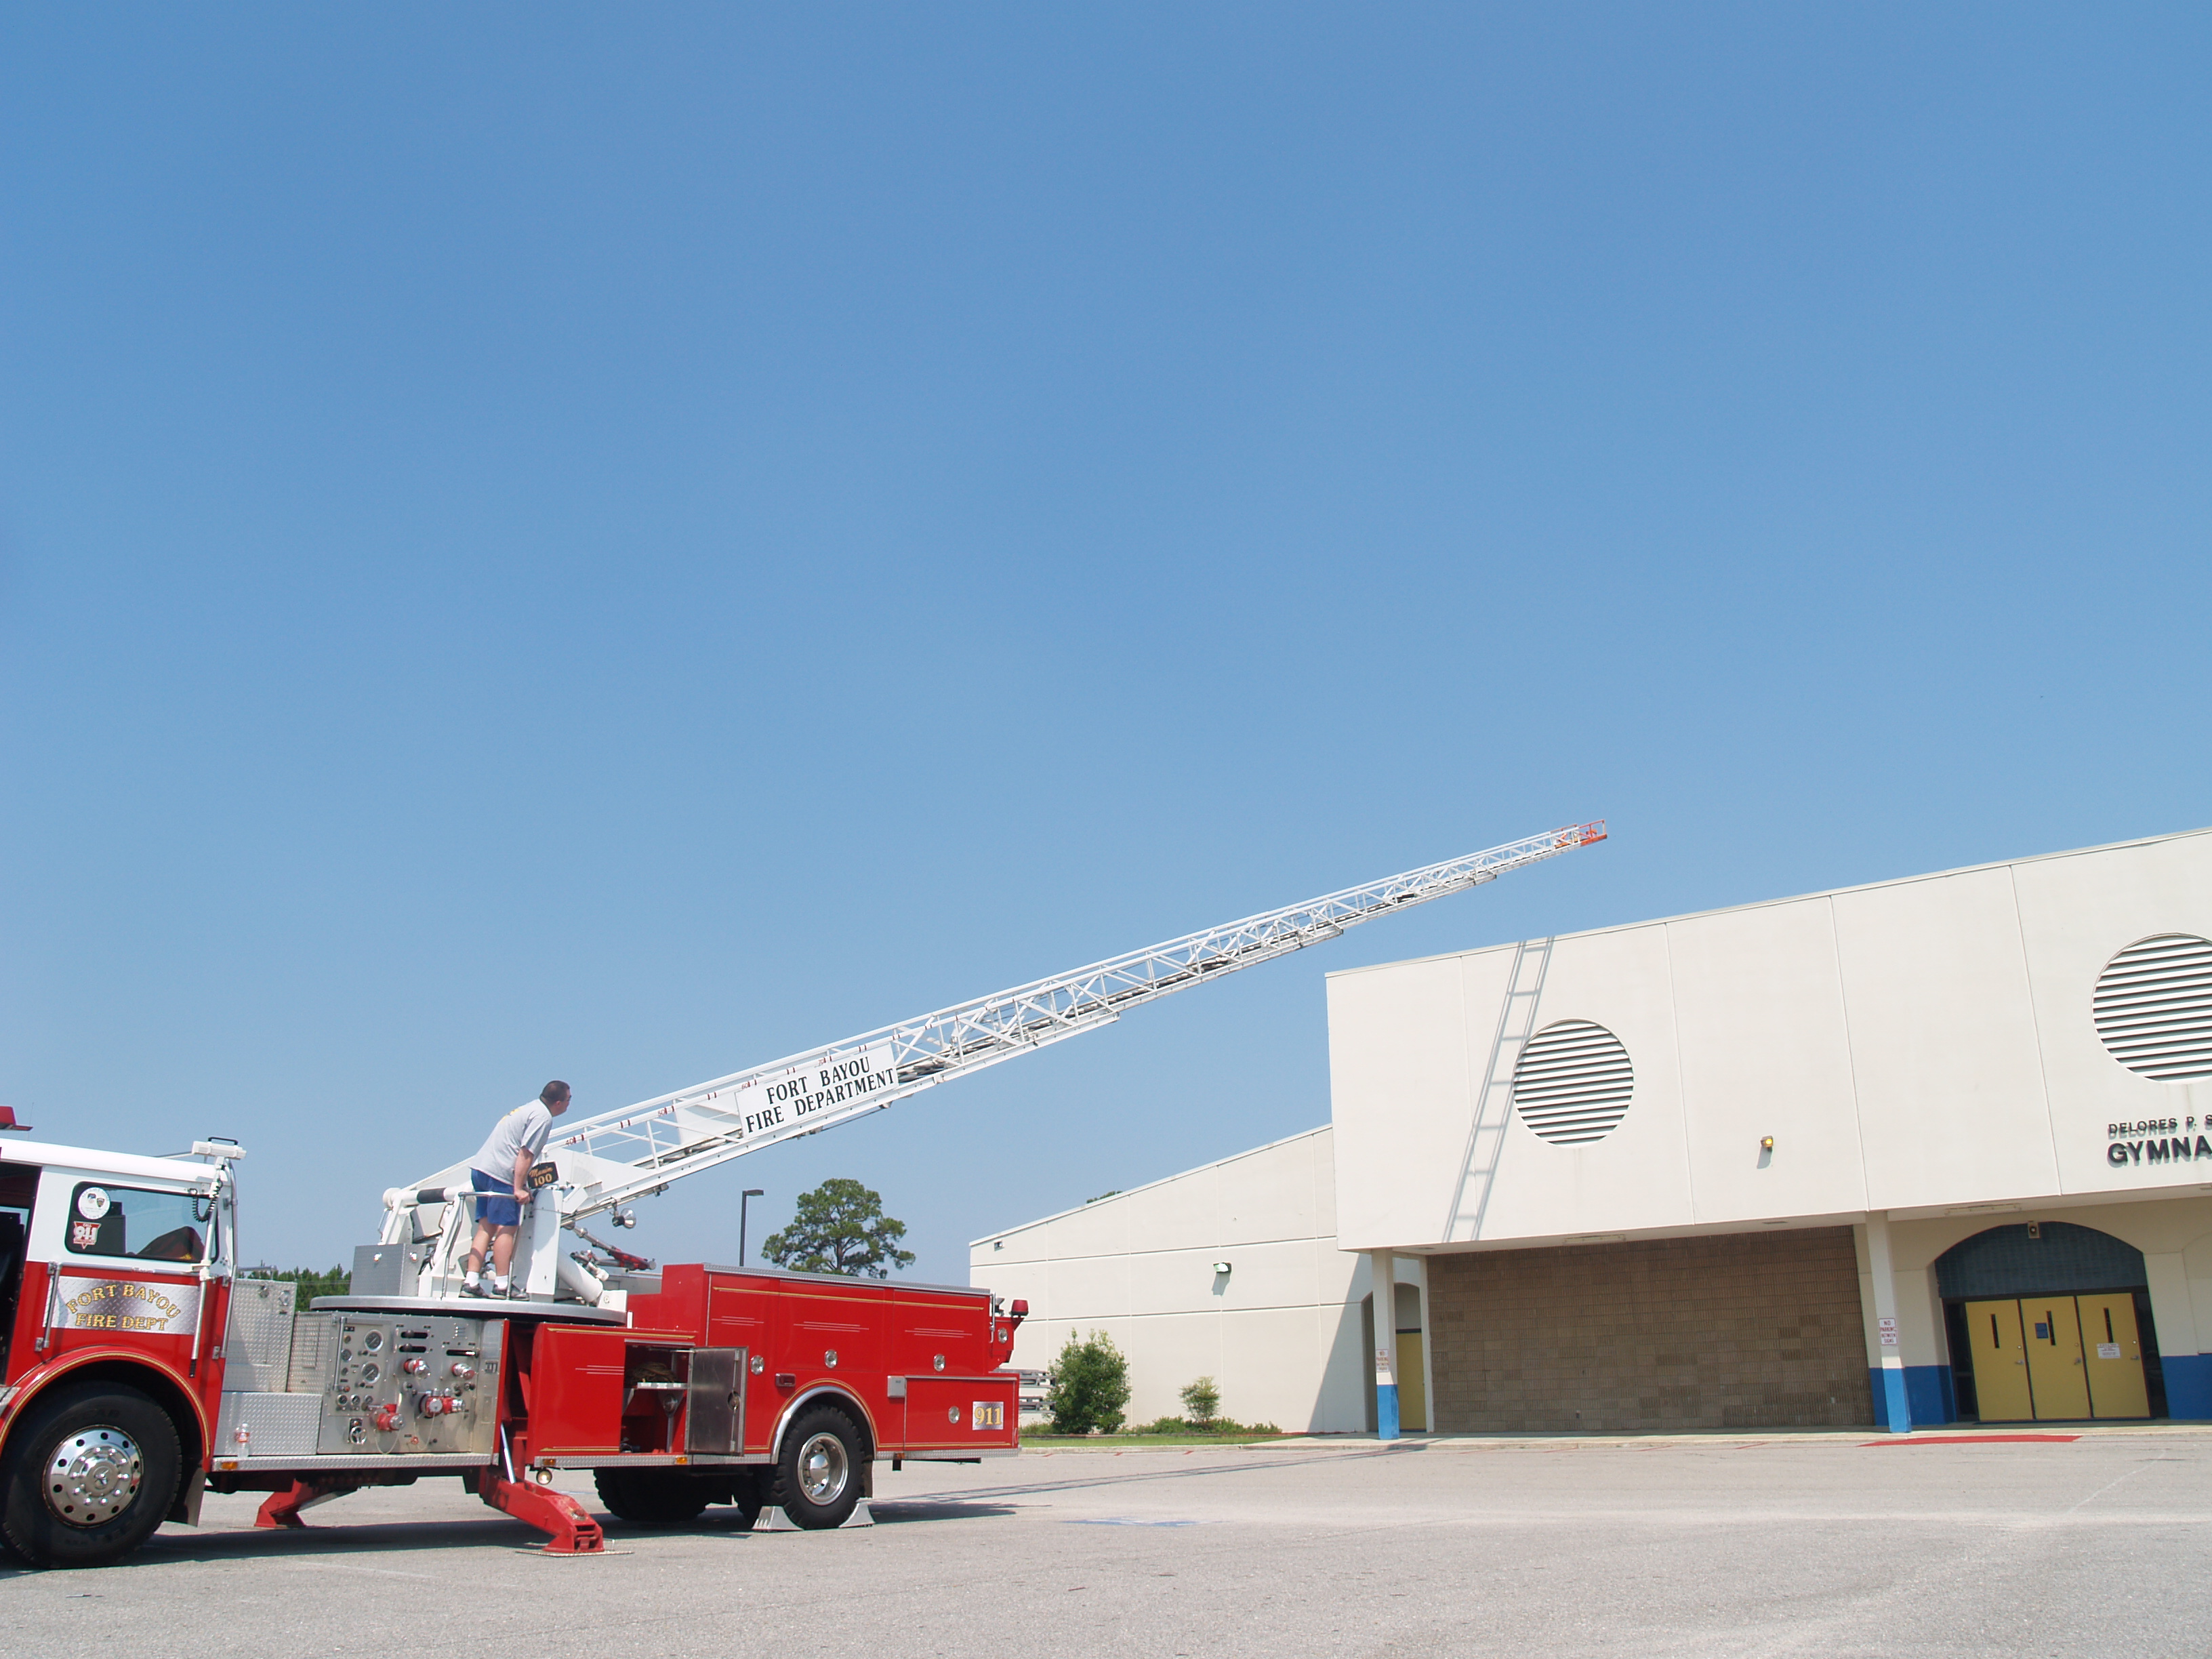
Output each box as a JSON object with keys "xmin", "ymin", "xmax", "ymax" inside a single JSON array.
[
  {"xmin": 901, "ymin": 1373, "xmax": 1013, "ymax": 1452},
  {"xmin": 686, "ymin": 1347, "xmax": 746, "ymax": 1454}
]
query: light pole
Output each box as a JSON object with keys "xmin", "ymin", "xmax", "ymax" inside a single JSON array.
[{"xmin": 740, "ymin": 1189, "xmax": 765, "ymax": 1266}]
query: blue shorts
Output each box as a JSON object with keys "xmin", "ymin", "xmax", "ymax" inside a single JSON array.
[{"xmin": 471, "ymin": 1168, "xmax": 523, "ymax": 1228}]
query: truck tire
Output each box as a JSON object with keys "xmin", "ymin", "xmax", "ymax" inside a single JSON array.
[
  {"xmin": 592, "ymin": 1467, "xmax": 708, "ymax": 1527},
  {"xmin": 0, "ymin": 1382, "xmax": 182, "ymax": 1569},
  {"xmin": 773, "ymin": 1404, "xmax": 861, "ymax": 1529}
]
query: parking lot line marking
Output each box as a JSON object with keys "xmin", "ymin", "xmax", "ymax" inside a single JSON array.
[{"xmin": 1860, "ymin": 1433, "xmax": 2081, "ymax": 1446}]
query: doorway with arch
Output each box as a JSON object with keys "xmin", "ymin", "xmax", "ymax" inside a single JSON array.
[{"xmin": 1938, "ymin": 1222, "xmax": 2166, "ymax": 1422}]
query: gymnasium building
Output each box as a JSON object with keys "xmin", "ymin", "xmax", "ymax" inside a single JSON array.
[{"xmin": 973, "ymin": 826, "xmax": 2212, "ymax": 1434}]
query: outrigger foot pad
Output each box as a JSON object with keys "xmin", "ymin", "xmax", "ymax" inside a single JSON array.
[
  {"xmin": 464, "ymin": 1468, "xmax": 606, "ymax": 1554},
  {"xmin": 255, "ymin": 1477, "xmax": 361, "ymax": 1530}
]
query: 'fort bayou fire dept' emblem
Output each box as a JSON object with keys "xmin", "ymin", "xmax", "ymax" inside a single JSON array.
[{"xmin": 55, "ymin": 1274, "xmax": 199, "ymax": 1334}]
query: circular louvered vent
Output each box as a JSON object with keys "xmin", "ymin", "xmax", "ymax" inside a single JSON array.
[
  {"xmin": 2093, "ymin": 934, "xmax": 2212, "ymax": 1082},
  {"xmin": 1513, "ymin": 1019, "xmax": 1633, "ymax": 1145}
]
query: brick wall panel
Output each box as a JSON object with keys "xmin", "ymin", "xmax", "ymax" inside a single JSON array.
[{"xmin": 1426, "ymin": 1226, "xmax": 1875, "ymax": 1432}]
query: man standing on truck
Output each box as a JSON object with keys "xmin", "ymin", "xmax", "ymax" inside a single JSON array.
[{"xmin": 462, "ymin": 1080, "xmax": 571, "ymax": 1298}]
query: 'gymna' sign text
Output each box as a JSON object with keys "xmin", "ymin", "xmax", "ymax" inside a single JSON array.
[{"xmin": 2107, "ymin": 1116, "xmax": 2210, "ymax": 1168}]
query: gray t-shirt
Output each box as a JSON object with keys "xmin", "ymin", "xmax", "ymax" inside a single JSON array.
[{"xmin": 470, "ymin": 1100, "xmax": 556, "ymax": 1183}]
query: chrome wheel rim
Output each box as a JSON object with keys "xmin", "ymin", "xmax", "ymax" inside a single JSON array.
[
  {"xmin": 43, "ymin": 1426, "xmax": 144, "ymax": 1528},
  {"xmin": 796, "ymin": 1431, "xmax": 848, "ymax": 1504}
]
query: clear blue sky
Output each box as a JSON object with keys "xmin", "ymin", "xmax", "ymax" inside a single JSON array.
[{"xmin": 3, "ymin": 8, "xmax": 2207, "ymax": 1283}]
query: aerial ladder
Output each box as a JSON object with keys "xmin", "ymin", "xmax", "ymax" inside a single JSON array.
[{"xmin": 382, "ymin": 821, "xmax": 1607, "ymax": 1304}]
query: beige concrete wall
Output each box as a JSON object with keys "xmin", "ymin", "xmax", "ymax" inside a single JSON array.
[
  {"xmin": 970, "ymin": 1127, "xmax": 1375, "ymax": 1433},
  {"xmin": 1329, "ymin": 827, "xmax": 2212, "ymax": 1257},
  {"xmin": 968, "ymin": 828, "xmax": 2212, "ymax": 1439}
]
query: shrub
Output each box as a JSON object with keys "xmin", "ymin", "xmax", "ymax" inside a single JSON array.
[
  {"xmin": 1179, "ymin": 1375, "xmax": 1221, "ymax": 1423},
  {"xmin": 1128, "ymin": 1414, "xmax": 1284, "ymax": 1438},
  {"xmin": 1045, "ymin": 1330, "xmax": 1131, "ymax": 1435}
]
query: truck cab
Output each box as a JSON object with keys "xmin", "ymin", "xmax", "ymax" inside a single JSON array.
[{"xmin": 0, "ymin": 1134, "xmax": 239, "ymax": 1567}]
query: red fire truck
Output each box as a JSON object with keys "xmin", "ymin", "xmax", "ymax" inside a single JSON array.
[
  {"xmin": 0, "ymin": 826, "xmax": 1601, "ymax": 1568},
  {"xmin": 0, "ymin": 1120, "xmax": 1025, "ymax": 1566}
]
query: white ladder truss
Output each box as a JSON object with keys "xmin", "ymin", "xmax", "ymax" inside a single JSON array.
[{"xmin": 398, "ymin": 821, "xmax": 1604, "ymax": 1240}]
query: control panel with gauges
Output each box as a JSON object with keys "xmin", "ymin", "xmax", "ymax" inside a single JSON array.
[{"xmin": 312, "ymin": 1313, "xmax": 502, "ymax": 1457}]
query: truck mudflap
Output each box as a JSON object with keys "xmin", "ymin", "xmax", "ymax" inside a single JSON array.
[{"xmin": 463, "ymin": 1467, "xmax": 606, "ymax": 1554}]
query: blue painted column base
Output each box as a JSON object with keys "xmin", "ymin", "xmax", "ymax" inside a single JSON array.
[
  {"xmin": 1868, "ymin": 1366, "xmax": 1957, "ymax": 1427},
  {"xmin": 1376, "ymin": 1381, "xmax": 1399, "ymax": 1440},
  {"xmin": 2163, "ymin": 1354, "xmax": 2212, "ymax": 1419},
  {"xmin": 1877, "ymin": 1364, "xmax": 1912, "ymax": 1434}
]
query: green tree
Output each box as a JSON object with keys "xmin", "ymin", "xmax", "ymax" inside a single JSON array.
[
  {"xmin": 1046, "ymin": 1330, "xmax": 1131, "ymax": 1435},
  {"xmin": 760, "ymin": 1179, "xmax": 916, "ymax": 1279},
  {"xmin": 1179, "ymin": 1375, "xmax": 1221, "ymax": 1425}
]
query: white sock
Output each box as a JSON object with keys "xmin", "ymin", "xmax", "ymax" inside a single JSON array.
[
  {"xmin": 493, "ymin": 1275, "xmax": 510, "ymax": 1292},
  {"xmin": 464, "ymin": 1271, "xmax": 480, "ymax": 1288}
]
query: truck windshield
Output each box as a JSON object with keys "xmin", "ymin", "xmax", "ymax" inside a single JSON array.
[{"xmin": 66, "ymin": 1181, "xmax": 211, "ymax": 1265}]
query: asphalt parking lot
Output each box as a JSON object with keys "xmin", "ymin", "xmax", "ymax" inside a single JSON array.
[{"xmin": 5, "ymin": 1428, "xmax": 2209, "ymax": 1658}]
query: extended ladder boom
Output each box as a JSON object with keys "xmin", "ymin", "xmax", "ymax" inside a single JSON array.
[{"xmin": 529, "ymin": 821, "xmax": 1603, "ymax": 1224}]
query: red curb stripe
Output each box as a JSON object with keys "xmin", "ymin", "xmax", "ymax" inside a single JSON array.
[{"xmin": 1860, "ymin": 1433, "xmax": 2081, "ymax": 1446}]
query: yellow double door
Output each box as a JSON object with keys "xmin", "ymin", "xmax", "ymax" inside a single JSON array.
[{"xmin": 1964, "ymin": 1294, "xmax": 2149, "ymax": 1421}]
